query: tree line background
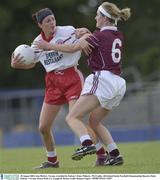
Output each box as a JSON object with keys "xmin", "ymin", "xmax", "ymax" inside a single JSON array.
[{"xmin": 0, "ymin": 0, "xmax": 160, "ymax": 89}]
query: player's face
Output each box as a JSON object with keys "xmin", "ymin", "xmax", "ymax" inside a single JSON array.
[
  {"xmin": 95, "ymin": 10, "xmax": 104, "ymax": 28},
  {"xmin": 40, "ymin": 15, "xmax": 56, "ymax": 36}
]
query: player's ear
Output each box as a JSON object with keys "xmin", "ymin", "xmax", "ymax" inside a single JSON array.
[{"xmin": 38, "ymin": 22, "xmax": 42, "ymax": 29}]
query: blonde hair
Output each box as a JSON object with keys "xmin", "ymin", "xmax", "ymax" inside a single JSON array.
[{"xmin": 101, "ymin": 2, "xmax": 131, "ymax": 23}]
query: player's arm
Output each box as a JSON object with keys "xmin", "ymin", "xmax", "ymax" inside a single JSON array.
[
  {"xmin": 11, "ymin": 53, "xmax": 36, "ymax": 69},
  {"xmin": 33, "ymin": 40, "xmax": 81, "ymax": 53},
  {"xmin": 34, "ymin": 33, "xmax": 93, "ymax": 55},
  {"xmin": 75, "ymin": 28, "xmax": 91, "ymax": 39}
]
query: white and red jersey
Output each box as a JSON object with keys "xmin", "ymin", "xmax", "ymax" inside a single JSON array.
[{"xmin": 32, "ymin": 26, "xmax": 81, "ymax": 72}]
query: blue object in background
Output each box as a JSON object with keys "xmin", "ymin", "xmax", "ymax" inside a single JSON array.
[{"xmin": 2, "ymin": 125, "xmax": 160, "ymax": 148}]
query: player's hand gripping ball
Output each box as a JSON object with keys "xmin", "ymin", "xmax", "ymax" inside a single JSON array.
[{"xmin": 14, "ymin": 44, "xmax": 35, "ymax": 65}]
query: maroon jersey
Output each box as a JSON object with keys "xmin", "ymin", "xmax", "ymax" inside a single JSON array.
[{"xmin": 86, "ymin": 26, "xmax": 124, "ymax": 75}]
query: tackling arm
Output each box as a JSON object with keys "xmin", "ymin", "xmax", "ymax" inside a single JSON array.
[
  {"xmin": 34, "ymin": 40, "xmax": 81, "ymax": 53},
  {"xmin": 34, "ymin": 33, "xmax": 93, "ymax": 55}
]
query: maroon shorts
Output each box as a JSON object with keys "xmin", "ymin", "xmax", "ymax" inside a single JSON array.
[{"xmin": 44, "ymin": 67, "xmax": 84, "ymax": 105}]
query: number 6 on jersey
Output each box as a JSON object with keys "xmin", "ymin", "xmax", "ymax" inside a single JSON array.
[{"xmin": 112, "ymin": 38, "xmax": 122, "ymax": 63}]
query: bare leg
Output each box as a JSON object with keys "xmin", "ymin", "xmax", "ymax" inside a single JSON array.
[
  {"xmin": 39, "ymin": 102, "xmax": 61, "ymax": 151},
  {"xmin": 89, "ymin": 106, "xmax": 114, "ymax": 145},
  {"xmin": 66, "ymin": 95, "xmax": 100, "ymax": 138},
  {"xmin": 68, "ymin": 99, "xmax": 77, "ymax": 112},
  {"xmin": 66, "ymin": 95, "xmax": 101, "ymax": 160},
  {"xmin": 89, "ymin": 106, "xmax": 122, "ymax": 165}
]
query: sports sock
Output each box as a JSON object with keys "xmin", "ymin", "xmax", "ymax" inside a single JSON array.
[
  {"xmin": 82, "ymin": 139, "xmax": 93, "ymax": 146},
  {"xmin": 95, "ymin": 142, "xmax": 107, "ymax": 159},
  {"xmin": 80, "ymin": 135, "xmax": 93, "ymax": 146},
  {"xmin": 107, "ymin": 142, "xmax": 120, "ymax": 157},
  {"xmin": 109, "ymin": 149, "xmax": 120, "ymax": 157},
  {"xmin": 47, "ymin": 151, "xmax": 57, "ymax": 163}
]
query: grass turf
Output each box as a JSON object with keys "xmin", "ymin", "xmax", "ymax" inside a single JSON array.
[{"xmin": 0, "ymin": 141, "xmax": 160, "ymax": 174}]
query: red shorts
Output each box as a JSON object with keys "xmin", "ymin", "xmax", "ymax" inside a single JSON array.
[{"xmin": 44, "ymin": 67, "xmax": 84, "ymax": 105}]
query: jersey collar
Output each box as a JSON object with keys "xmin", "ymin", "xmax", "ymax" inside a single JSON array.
[
  {"xmin": 41, "ymin": 31, "xmax": 54, "ymax": 42},
  {"xmin": 100, "ymin": 26, "xmax": 117, "ymax": 32}
]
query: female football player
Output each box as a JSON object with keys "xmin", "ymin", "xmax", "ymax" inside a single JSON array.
[{"xmin": 11, "ymin": 8, "xmax": 88, "ymax": 169}]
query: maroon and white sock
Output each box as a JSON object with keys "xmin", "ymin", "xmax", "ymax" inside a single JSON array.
[
  {"xmin": 47, "ymin": 151, "xmax": 57, "ymax": 164},
  {"xmin": 80, "ymin": 135, "xmax": 93, "ymax": 146},
  {"xmin": 95, "ymin": 142, "xmax": 107, "ymax": 159},
  {"xmin": 107, "ymin": 142, "xmax": 120, "ymax": 157}
]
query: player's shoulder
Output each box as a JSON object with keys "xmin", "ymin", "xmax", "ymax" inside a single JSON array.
[
  {"xmin": 102, "ymin": 29, "xmax": 124, "ymax": 40},
  {"xmin": 32, "ymin": 34, "xmax": 42, "ymax": 42},
  {"xmin": 91, "ymin": 29, "xmax": 103, "ymax": 41}
]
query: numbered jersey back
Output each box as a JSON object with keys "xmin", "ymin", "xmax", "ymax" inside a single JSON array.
[{"xmin": 86, "ymin": 28, "xmax": 124, "ymax": 75}]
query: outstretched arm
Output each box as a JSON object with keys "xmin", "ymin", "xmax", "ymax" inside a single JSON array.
[
  {"xmin": 33, "ymin": 39, "xmax": 82, "ymax": 53},
  {"xmin": 35, "ymin": 40, "xmax": 81, "ymax": 53},
  {"xmin": 33, "ymin": 33, "xmax": 93, "ymax": 55}
]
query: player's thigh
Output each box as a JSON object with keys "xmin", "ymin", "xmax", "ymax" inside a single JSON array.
[
  {"xmin": 89, "ymin": 106, "xmax": 110, "ymax": 127},
  {"xmin": 39, "ymin": 102, "xmax": 61, "ymax": 128},
  {"xmin": 68, "ymin": 95, "xmax": 100, "ymax": 119},
  {"xmin": 68, "ymin": 99, "xmax": 77, "ymax": 112}
]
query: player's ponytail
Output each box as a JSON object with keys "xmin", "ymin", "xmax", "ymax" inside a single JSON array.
[
  {"xmin": 100, "ymin": 2, "xmax": 131, "ymax": 25},
  {"xmin": 32, "ymin": 13, "xmax": 38, "ymax": 24},
  {"xmin": 119, "ymin": 8, "xmax": 131, "ymax": 21}
]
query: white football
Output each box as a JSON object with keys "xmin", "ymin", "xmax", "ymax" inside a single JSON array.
[{"xmin": 14, "ymin": 44, "xmax": 35, "ymax": 65}]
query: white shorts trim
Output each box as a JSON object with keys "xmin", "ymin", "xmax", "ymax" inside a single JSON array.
[{"xmin": 81, "ymin": 71, "xmax": 126, "ymax": 110}]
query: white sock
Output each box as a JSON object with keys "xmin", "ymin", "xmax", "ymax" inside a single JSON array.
[
  {"xmin": 46, "ymin": 150, "xmax": 56, "ymax": 157},
  {"xmin": 80, "ymin": 134, "xmax": 91, "ymax": 144},
  {"xmin": 107, "ymin": 142, "xmax": 117, "ymax": 152}
]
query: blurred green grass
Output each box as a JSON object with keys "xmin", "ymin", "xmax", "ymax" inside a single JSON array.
[{"xmin": 0, "ymin": 141, "xmax": 160, "ymax": 174}]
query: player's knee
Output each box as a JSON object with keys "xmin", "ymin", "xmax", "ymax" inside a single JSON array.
[
  {"xmin": 39, "ymin": 124, "xmax": 50, "ymax": 135},
  {"xmin": 66, "ymin": 112, "xmax": 82, "ymax": 126},
  {"xmin": 65, "ymin": 112, "xmax": 78, "ymax": 125}
]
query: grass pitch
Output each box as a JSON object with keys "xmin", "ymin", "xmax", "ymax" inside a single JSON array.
[{"xmin": 0, "ymin": 141, "xmax": 160, "ymax": 174}]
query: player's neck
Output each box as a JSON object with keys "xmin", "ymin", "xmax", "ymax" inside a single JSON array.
[
  {"xmin": 102, "ymin": 21, "xmax": 113, "ymax": 27},
  {"xmin": 41, "ymin": 31, "xmax": 55, "ymax": 42}
]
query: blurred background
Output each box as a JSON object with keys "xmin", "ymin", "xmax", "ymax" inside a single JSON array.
[{"xmin": 0, "ymin": 0, "xmax": 160, "ymax": 148}]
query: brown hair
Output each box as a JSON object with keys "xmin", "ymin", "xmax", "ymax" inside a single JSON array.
[
  {"xmin": 32, "ymin": 8, "xmax": 54, "ymax": 24},
  {"xmin": 101, "ymin": 2, "xmax": 131, "ymax": 23}
]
